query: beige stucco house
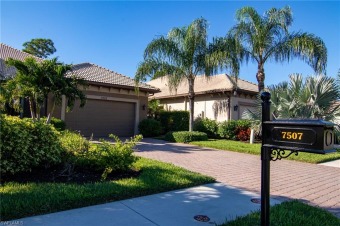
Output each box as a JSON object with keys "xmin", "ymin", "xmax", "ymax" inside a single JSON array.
[
  {"xmin": 0, "ymin": 43, "xmax": 159, "ymax": 137},
  {"xmin": 147, "ymin": 74, "xmax": 259, "ymax": 121}
]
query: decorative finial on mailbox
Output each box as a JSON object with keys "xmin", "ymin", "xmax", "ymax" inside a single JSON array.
[{"xmin": 261, "ymin": 92, "xmax": 271, "ymax": 102}]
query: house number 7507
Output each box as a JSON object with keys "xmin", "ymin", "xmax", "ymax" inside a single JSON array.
[{"xmin": 281, "ymin": 131, "xmax": 303, "ymax": 140}]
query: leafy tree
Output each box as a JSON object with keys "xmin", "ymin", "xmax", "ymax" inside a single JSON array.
[
  {"xmin": 2, "ymin": 57, "xmax": 87, "ymax": 123},
  {"xmin": 23, "ymin": 38, "xmax": 56, "ymax": 58},
  {"xmin": 135, "ymin": 18, "xmax": 238, "ymax": 131},
  {"xmin": 229, "ymin": 6, "xmax": 327, "ymax": 91}
]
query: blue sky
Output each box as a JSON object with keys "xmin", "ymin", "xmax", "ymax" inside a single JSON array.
[{"xmin": 1, "ymin": 1, "xmax": 339, "ymax": 87}]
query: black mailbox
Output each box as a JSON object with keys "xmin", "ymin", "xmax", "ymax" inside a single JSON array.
[{"xmin": 263, "ymin": 119, "xmax": 335, "ymax": 154}]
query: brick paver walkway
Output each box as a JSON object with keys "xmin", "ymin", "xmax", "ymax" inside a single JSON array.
[{"xmin": 135, "ymin": 139, "xmax": 340, "ymax": 218}]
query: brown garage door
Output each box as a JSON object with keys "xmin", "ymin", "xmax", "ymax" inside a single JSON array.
[{"xmin": 65, "ymin": 99, "xmax": 135, "ymax": 137}]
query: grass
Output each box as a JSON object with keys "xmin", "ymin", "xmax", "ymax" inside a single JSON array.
[
  {"xmin": 0, "ymin": 157, "xmax": 215, "ymax": 221},
  {"xmin": 220, "ymin": 200, "xmax": 340, "ymax": 226},
  {"xmin": 190, "ymin": 139, "xmax": 340, "ymax": 163}
]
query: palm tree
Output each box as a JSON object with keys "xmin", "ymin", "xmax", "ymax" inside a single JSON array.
[
  {"xmin": 4, "ymin": 57, "xmax": 47, "ymax": 121},
  {"xmin": 3, "ymin": 57, "xmax": 87, "ymax": 123},
  {"xmin": 43, "ymin": 58, "xmax": 87, "ymax": 124},
  {"xmin": 243, "ymin": 74, "xmax": 340, "ymax": 121},
  {"xmin": 229, "ymin": 6, "xmax": 327, "ymax": 91},
  {"xmin": 135, "ymin": 18, "xmax": 238, "ymax": 131}
]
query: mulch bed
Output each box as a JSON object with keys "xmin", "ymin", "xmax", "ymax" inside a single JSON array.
[{"xmin": 1, "ymin": 165, "xmax": 141, "ymax": 184}]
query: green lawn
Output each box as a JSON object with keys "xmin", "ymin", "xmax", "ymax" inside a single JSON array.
[
  {"xmin": 221, "ymin": 200, "xmax": 340, "ymax": 226},
  {"xmin": 0, "ymin": 157, "xmax": 215, "ymax": 221},
  {"xmin": 191, "ymin": 139, "xmax": 340, "ymax": 163}
]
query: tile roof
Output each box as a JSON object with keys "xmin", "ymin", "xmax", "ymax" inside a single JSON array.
[
  {"xmin": 0, "ymin": 43, "xmax": 43, "ymax": 78},
  {"xmin": 68, "ymin": 63, "xmax": 159, "ymax": 92},
  {"xmin": 0, "ymin": 43, "xmax": 159, "ymax": 92},
  {"xmin": 147, "ymin": 74, "xmax": 258, "ymax": 98}
]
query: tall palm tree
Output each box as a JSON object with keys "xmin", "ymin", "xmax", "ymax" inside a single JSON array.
[
  {"xmin": 229, "ymin": 6, "xmax": 327, "ymax": 91},
  {"xmin": 135, "ymin": 18, "xmax": 238, "ymax": 131}
]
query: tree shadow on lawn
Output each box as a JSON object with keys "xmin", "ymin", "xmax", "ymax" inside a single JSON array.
[{"xmin": 135, "ymin": 138, "xmax": 216, "ymax": 154}]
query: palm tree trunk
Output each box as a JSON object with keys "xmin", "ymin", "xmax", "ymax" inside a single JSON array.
[
  {"xmin": 256, "ymin": 62, "xmax": 265, "ymax": 92},
  {"xmin": 28, "ymin": 97, "xmax": 36, "ymax": 122},
  {"xmin": 188, "ymin": 76, "xmax": 195, "ymax": 132},
  {"xmin": 46, "ymin": 100, "xmax": 56, "ymax": 124}
]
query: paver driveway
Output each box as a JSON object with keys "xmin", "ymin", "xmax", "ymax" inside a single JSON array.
[{"xmin": 135, "ymin": 138, "xmax": 340, "ymax": 218}]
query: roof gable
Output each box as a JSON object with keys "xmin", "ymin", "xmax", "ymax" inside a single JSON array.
[
  {"xmin": 0, "ymin": 43, "xmax": 159, "ymax": 93},
  {"xmin": 0, "ymin": 43, "xmax": 43, "ymax": 78},
  {"xmin": 69, "ymin": 63, "xmax": 159, "ymax": 92},
  {"xmin": 147, "ymin": 74, "xmax": 258, "ymax": 98}
]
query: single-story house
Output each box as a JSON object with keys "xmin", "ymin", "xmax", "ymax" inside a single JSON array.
[
  {"xmin": 0, "ymin": 43, "xmax": 160, "ymax": 137},
  {"xmin": 147, "ymin": 74, "xmax": 259, "ymax": 121}
]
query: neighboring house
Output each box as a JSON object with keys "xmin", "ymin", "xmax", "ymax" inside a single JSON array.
[
  {"xmin": 0, "ymin": 43, "xmax": 160, "ymax": 137},
  {"xmin": 147, "ymin": 74, "xmax": 258, "ymax": 121}
]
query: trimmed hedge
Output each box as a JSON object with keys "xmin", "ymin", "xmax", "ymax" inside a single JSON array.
[
  {"xmin": 193, "ymin": 118, "xmax": 219, "ymax": 138},
  {"xmin": 0, "ymin": 115, "xmax": 63, "ymax": 175},
  {"xmin": 159, "ymin": 111, "xmax": 189, "ymax": 133},
  {"xmin": 164, "ymin": 131, "xmax": 208, "ymax": 143},
  {"xmin": 138, "ymin": 119, "xmax": 162, "ymax": 137}
]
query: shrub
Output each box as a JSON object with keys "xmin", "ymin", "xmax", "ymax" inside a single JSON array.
[
  {"xmin": 23, "ymin": 117, "xmax": 66, "ymax": 131},
  {"xmin": 218, "ymin": 119, "xmax": 252, "ymax": 140},
  {"xmin": 138, "ymin": 119, "xmax": 162, "ymax": 137},
  {"xmin": 87, "ymin": 134, "xmax": 142, "ymax": 180},
  {"xmin": 159, "ymin": 111, "xmax": 189, "ymax": 133},
  {"xmin": 235, "ymin": 120, "xmax": 252, "ymax": 141},
  {"xmin": 59, "ymin": 130, "xmax": 90, "ymax": 170},
  {"xmin": 164, "ymin": 131, "xmax": 208, "ymax": 143},
  {"xmin": 0, "ymin": 115, "xmax": 63, "ymax": 175},
  {"xmin": 237, "ymin": 128, "xmax": 251, "ymax": 141},
  {"xmin": 218, "ymin": 120, "xmax": 238, "ymax": 139},
  {"xmin": 193, "ymin": 118, "xmax": 219, "ymax": 138},
  {"xmin": 48, "ymin": 117, "xmax": 66, "ymax": 131}
]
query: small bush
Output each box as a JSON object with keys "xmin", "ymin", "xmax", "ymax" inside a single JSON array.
[
  {"xmin": 59, "ymin": 130, "xmax": 90, "ymax": 169},
  {"xmin": 87, "ymin": 134, "xmax": 142, "ymax": 180},
  {"xmin": 218, "ymin": 120, "xmax": 238, "ymax": 139},
  {"xmin": 193, "ymin": 118, "xmax": 219, "ymax": 138},
  {"xmin": 48, "ymin": 117, "xmax": 66, "ymax": 131},
  {"xmin": 237, "ymin": 128, "xmax": 251, "ymax": 141},
  {"xmin": 159, "ymin": 111, "xmax": 189, "ymax": 133},
  {"xmin": 23, "ymin": 117, "xmax": 66, "ymax": 131},
  {"xmin": 138, "ymin": 119, "xmax": 162, "ymax": 137},
  {"xmin": 0, "ymin": 115, "xmax": 63, "ymax": 175},
  {"xmin": 235, "ymin": 120, "xmax": 252, "ymax": 141},
  {"xmin": 165, "ymin": 131, "xmax": 208, "ymax": 143},
  {"xmin": 218, "ymin": 120, "xmax": 252, "ymax": 140}
]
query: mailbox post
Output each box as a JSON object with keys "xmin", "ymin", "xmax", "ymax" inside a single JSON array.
[
  {"xmin": 260, "ymin": 92, "xmax": 335, "ymax": 226},
  {"xmin": 261, "ymin": 92, "xmax": 271, "ymax": 226}
]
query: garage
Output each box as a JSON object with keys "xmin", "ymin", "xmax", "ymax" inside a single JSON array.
[{"xmin": 65, "ymin": 99, "xmax": 136, "ymax": 137}]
